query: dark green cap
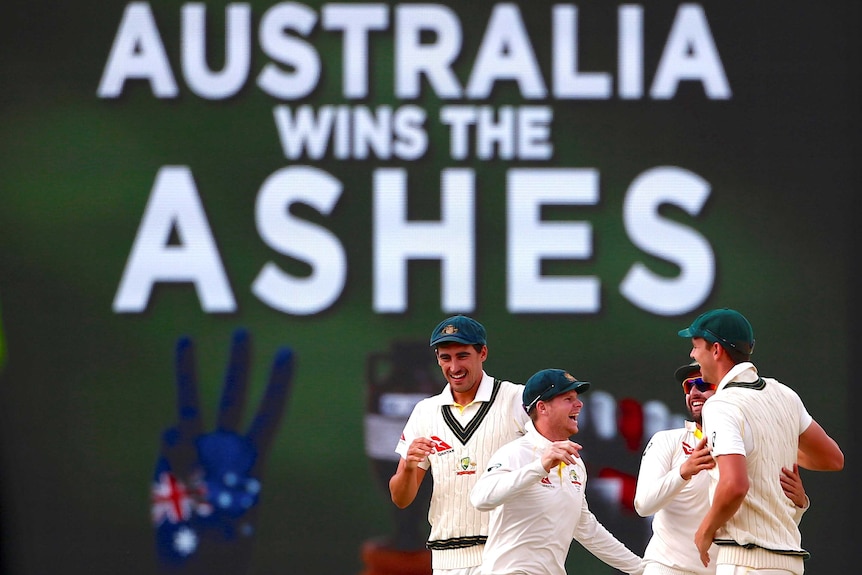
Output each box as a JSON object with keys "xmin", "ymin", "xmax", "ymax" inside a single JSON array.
[
  {"xmin": 429, "ymin": 315, "xmax": 487, "ymax": 347},
  {"xmin": 523, "ymin": 369, "xmax": 590, "ymax": 413},
  {"xmin": 678, "ymin": 308, "xmax": 755, "ymax": 355}
]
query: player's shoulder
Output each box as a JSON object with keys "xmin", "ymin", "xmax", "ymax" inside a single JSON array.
[
  {"xmin": 489, "ymin": 432, "xmax": 530, "ymax": 460},
  {"xmin": 495, "ymin": 379, "xmax": 530, "ymax": 416},
  {"xmin": 762, "ymin": 376, "xmax": 801, "ymax": 397},
  {"xmin": 647, "ymin": 426, "xmax": 688, "ymax": 445},
  {"xmin": 408, "ymin": 391, "xmax": 447, "ymax": 414},
  {"xmin": 653, "ymin": 426, "xmax": 688, "ymax": 439},
  {"xmin": 496, "ymin": 377, "xmax": 523, "ymax": 389},
  {"xmin": 702, "ymin": 392, "xmax": 736, "ymax": 413},
  {"xmin": 494, "ymin": 378, "xmax": 526, "ymax": 399}
]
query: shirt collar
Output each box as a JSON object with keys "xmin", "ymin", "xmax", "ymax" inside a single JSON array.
[
  {"xmin": 717, "ymin": 361, "xmax": 758, "ymax": 391},
  {"xmin": 524, "ymin": 420, "xmax": 553, "ymax": 449},
  {"xmin": 685, "ymin": 419, "xmax": 703, "ymax": 440}
]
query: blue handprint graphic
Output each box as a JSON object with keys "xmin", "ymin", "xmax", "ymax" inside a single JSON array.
[{"xmin": 152, "ymin": 328, "xmax": 295, "ymax": 573}]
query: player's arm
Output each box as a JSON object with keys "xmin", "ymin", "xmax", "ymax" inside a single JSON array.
[
  {"xmin": 470, "ymin": 446, "xmax": 550, "ymax": 510},
  {"xmin": 703, "ymin": 454, "xmax": 748, "ymax": 521},
  {"xmin": 389, "ymin": 455, "xmax": 427, "ymax": 508},
  {"xmin": 574, "ymin": 500, "xmax": 644, "ymax": 574},
  {"xmin": 389, "ymin": 436, "xmax": 435, "ymax": 508},
  {"xmin": 797, "ymin": 420, "xmax": 844, "ymax": 471},
  {"xmin": 634, "ymin": 432, "xmax": 701, "ymax": 517},
  {"xmin": 694, "ymin": 453, "xmax": 748, "ymax": 566}
]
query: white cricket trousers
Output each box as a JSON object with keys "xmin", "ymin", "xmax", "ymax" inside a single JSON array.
[
  {"xmin": 643, "ymin": 563, "xmax": 701, "ymax": 574},
  {"xmin": 715, "ymin": 566, "xmax": 796, "ymax": 575},
  {"xmin": 434, "ymin": 567, "xmax": 481, "ymax": 575}
]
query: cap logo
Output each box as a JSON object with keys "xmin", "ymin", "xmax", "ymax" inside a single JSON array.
[
  {"xmin": 441, "ymin": 325, "xmax": 458, "ymax": 335},
  {"xmin": 563, "ymin": 372, "xmax": 576, "ymax": 382}
]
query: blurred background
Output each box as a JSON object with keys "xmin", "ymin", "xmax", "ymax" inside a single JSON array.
[{"xmin": 1, "ymin": 1, "xmax": 858, "ymax": 573}]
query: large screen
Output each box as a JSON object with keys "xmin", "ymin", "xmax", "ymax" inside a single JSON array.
[{"xmin": 1, "ymin": 2, "xmax": 858, "ymax": 573}]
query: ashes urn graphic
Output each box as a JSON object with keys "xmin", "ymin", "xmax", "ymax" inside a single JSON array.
[{"xmin": 361, "ymin": 340, "xmax": 438, "ymax": 574}]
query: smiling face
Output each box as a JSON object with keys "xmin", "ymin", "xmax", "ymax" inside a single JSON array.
[
  {"xmin": 536, "ymin": 390, "xmax": 584, "ymax": 441},
  {"xmin": 688, "ymin": 336, "xmax": 737, "ymax": 391},
  {"xmin": 683, "ymin": 370, "xmax": 716, "ymax": 426},
  {"xmin": 435, "ymin": 343, "xmax": 487, "ymax": 404}
]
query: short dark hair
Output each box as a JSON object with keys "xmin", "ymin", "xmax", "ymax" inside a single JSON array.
[{"xmin": 724, "ymin": 345, "xmax": 751, "ymax": 365}]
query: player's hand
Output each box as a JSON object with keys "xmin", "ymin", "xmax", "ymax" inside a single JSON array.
[
  {"xmin": 694, "ymin": 525, "xmax": 713, "ymax": 567},
  {"xmin": 680, "ymin": 437, "xmax": 715, "ymax": 480},
  {"xmin": 404, "ymin": 437, "xmax": 436, "ymax": 467},
  {"xmin": 151, "ymin": 328, "xmax": 295, "ymax": 574},
  {"xmin": 780, "ymin": 463, "xmax": 808, "ymax": 508},
  {"xmin": 540, "ymin": 440, "xmax": 582, "ymax": 471}
]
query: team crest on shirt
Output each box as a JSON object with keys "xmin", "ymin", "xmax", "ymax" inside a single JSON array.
[
  {"xmin": 569, "ymin": 468, "xmax": 582, "ymax": 489},
  {"xmin": 455, "ymin": 456, "xmax": 477, "ymax": 475}
]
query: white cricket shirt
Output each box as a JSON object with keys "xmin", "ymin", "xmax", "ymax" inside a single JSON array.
[
  {"xmin": 635, "ymin": 421, "xmax": 716, "ymax": 575},
  {"xmin": 470, "ymin": 421, "xmax": 643, "ymax": 575}
]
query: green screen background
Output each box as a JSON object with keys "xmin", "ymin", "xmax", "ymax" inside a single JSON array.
[{"xmin": 1, "ymin": 1, "xmax": 858, "ymax": 573}]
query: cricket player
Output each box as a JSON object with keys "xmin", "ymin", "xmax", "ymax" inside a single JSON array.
[{"xmin": 635, "ymin": 362, "xmax": 809, "ymax": 575}]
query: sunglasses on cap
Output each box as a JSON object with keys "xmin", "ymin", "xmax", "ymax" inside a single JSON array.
[
  {"xmin": 704, "ymin": 328, "xmax": 754, "ymax": 354},
  {"xmin": 682, "ymin": 376, "xmax": 717, "ymax": 394},
  {"xmin": 525, "ymin": 382, "xmax": 556, "ymax": 413}
]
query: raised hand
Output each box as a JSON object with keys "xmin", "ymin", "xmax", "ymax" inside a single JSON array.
[
  {"xmin": 151, "ymin": 328, "xmax": 295, "ymax": 574},
  {"xmin": 541, "ymin": 440, "xmax": 583, "ymax": 472},
  {"xmin": 680, "ymin": 437, "xmax": 716, "ymax": 480}
]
